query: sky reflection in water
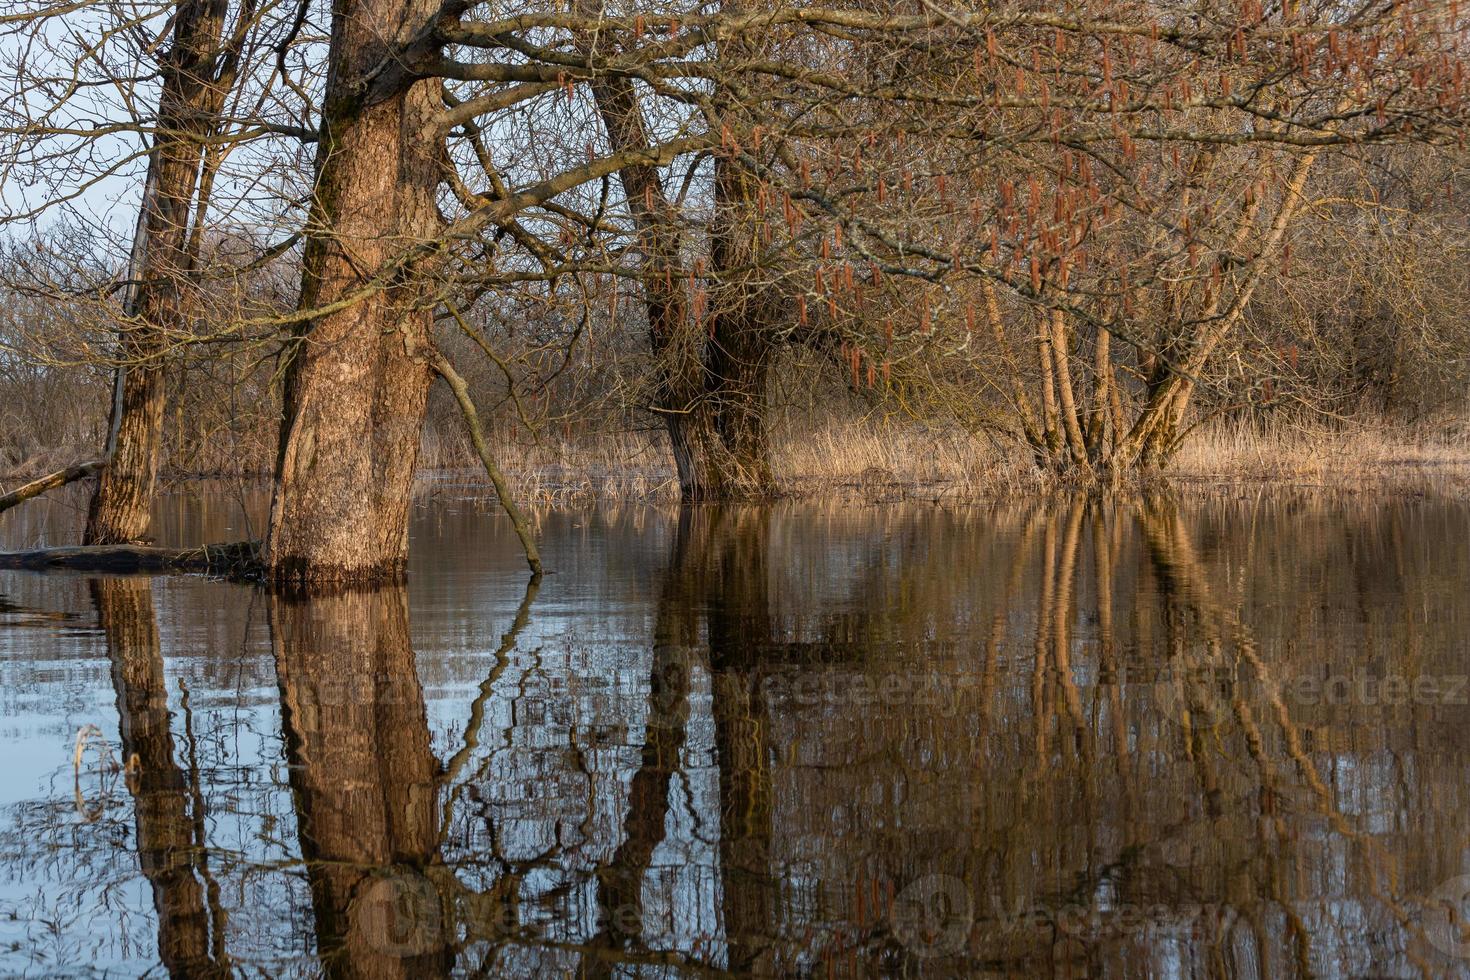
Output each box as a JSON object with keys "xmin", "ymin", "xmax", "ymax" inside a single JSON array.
[{"xmin": 1, "ymin": 491, "xmax": 1469, "ymax": 977}]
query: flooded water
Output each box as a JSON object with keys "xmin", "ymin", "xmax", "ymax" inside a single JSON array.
[{"xmin": 1, "ymin": 490, "xmax": 1469, "ymax": 977}]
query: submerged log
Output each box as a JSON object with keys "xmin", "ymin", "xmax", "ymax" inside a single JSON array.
[
  {"xmin": 0, "ymin": 541, "xmax": 260, "ymax": 577},
  {"xmin": 0, "ymin": 460, "xmax": 104, "ymax": 516}
]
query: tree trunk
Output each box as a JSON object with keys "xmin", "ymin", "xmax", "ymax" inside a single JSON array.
[
  {"xmin": 87, "ymin": 364, "xmax": 168, "ymax": 543},
  {"xmin": 663, "ymin": 406, "xmax": 737, "ymax": 502},
  {"xmin": 704, "ymin": 30, "xmax": 781, "ymax": 497},
  {"xmin": 264, "ymin": 0, "xmax": 440, "ymax": 588},
  {"xmin": 86, "ymin": 0, "xmax": 232, "ymax": 545},
  {"xmin": 0, "ymin": 541, "xmax": 257, "ymax": 575},
  {"xmin": 1048, "ymin": 309, "xmax": 1091, "ymax": 472},
  {"xmin": 709, "ymin": 351, "xmax": 774, "ymax": 490},
  {"xmin": 584, "ymin": 13, "xmax": 777, "ymax": 502},
  {"xmin": 585, "ymin": 73, "xmax": 737, "ymax": 500},
  {"xmin": 1114, "ymin": 150, "xmax": 1319, "ymax": 473},
  {"xmin": 0, "ymin": 459, "xmax": 102, "ymax": 516}
]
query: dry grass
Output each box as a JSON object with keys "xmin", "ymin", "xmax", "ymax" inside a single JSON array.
[
  {"xmin": 10, "ymin": 414, "xmax": 1468, "ymax": 508},
  {"xmin": 1166, "ymin": 417, "xmax": 1470, "ymax": 496},
  {"xmin": 421, "ymin": 414, "xmax": 1470, "ymax": 505},
  {"xmin": 417, "ymin": 426, "xmax": 678, "ymax": 504},
  {"xmin": 769, "ymin": 420, "xmax": 1037, "ymax": 499},
  {"xmin": 417, "ymin": 417, "xmax": 1042, "ymax": 505}
]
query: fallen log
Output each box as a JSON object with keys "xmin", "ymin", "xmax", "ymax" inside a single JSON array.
[
  {"xmin": 0, "ymin": 541, "xmax": 260, "ymax": 577},
  {"xmin": 0, "ymin": 460, "xmax": 104, "ymax": 515}
]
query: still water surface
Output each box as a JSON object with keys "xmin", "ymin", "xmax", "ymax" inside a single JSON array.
[{"xmin": 1, "ymin": 490, "xmax": 1469, "ymax": 977}]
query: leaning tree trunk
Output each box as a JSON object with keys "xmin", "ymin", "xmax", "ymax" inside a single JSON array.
[
  {"xmin": 263, "ymin": 0, "xmax": 440, "ymax": 588},
  {"xmin": 86, "ymin": 0, "xmax": 232, "ymax": 545},
  {"xmin": 1116, "ymin": 149, "xmax": 1320, "ymax": 475},
  {"xmin": 0, "ymin": 460, "xmax": 103, "ymax": 516}
]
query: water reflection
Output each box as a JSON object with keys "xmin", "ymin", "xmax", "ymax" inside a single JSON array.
[
  {"xmin": 271, "ymin": 587, "xmax": 451, "ymax": 977},
  {"xmin": 94, "ymin": 578, "xmax": 230, "ymax": 977},
  {"xmin": 2, "ymin": 494, "xmax": 1469, "ymax": 976}
]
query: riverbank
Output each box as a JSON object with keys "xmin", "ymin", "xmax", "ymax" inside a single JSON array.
[
  {"xmin": 7, "ymin": 417, "xmax": 1470, "ymax": 507},
  {"xmin": 427, "ymin": 417, "xmax": 1470, "ymax": 504}
]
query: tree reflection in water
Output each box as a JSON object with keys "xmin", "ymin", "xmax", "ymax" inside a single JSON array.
[
  {"xmin": 93, "ymin": 577, "xmax": 230, "ymax": 978},
  {"xmin": 3, "ymin": 495, "xmax": 1469, "ymax": 976},
  {"xmin": 270, "ymin": 586, "xmax": 452, "ymax": 977}
]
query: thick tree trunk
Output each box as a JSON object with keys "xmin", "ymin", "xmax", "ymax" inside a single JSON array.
[
  {"xmin": 699, "ymin": 5, "xmax": 780, "ymax": 499},
  {"xmin": 584, "ymin": 17, "xmax": 776, "ymax": 502},
  {"xmin": 87, "ymin": 365, "xmax": 167, "ymax": 543},
  {"xmin": 264, "ymin": 0, "xmax": 440, "ymax": 588},
  {"xmin": 86, "ymin": 0, "xmax": 232, "ymax": 545},
  {"xmin": 662, "ymin": 407, "xmax": 740, "ymax": 502},
  {"xmin": 705, "ymin": 94, "xmax": 779, "ymax": 497},
  {"xmin": 710, "ymin": 352, "xmax": 774, "ymax": 489}
]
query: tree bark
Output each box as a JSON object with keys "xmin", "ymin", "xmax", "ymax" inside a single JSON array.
[
  {"xmin": 86, "ymin": 0, "xmax": 233, "ymax": 545},
  {"xmin": 704, "ymin": 22, "xmax": 781, "ymax": 496},
  {"xmin": 1036, "ymin": 311, "xmax": 1064, "ymax": 460},
  {"xmin": 263, "ymin": 0, "xmax": 441, "ymax": 588},
  {"xmin": 0, "ymin": 459, "xmax": 102, "ymax": 516},
  {"xmin": 583, "ymin": 10, "xmax": 777, "ymax": 501},
  {"xmin": 1048, "ymin": 309, "xmax": 1091, "ymax": 471}
]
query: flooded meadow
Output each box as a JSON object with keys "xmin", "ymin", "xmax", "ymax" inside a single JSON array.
[{"xmin": 1, "ymin": 491, "xmax": 1469, "ymax": 977}]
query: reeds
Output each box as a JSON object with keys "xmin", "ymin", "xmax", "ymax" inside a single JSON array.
[
  {"xmin": 1167, "ymin": 416, "xmax": 1470, "ymax": 495},
  {"xmin": 9, "ymin": 413, "xmax": 1466, "ymax": 505},
  {"xmin": 420, "ymin": 414, "xmax": 1470, "ymax": 505}
]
